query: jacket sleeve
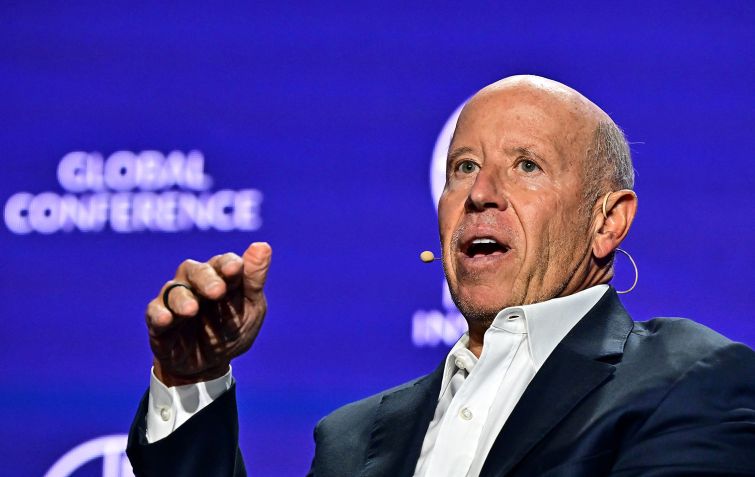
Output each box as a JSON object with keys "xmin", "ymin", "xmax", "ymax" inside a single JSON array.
[
  {"xmin": 126, "ymin": 383, "xmax": 246, "ymax": 477},
  {"xmin": 609, "ymin": 342, "xmax": 755, "ymax": 476}
]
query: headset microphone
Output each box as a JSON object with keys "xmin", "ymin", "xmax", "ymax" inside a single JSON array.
[{"xmin": 419, "ymin": 251, "xmax": 441, "ymax": 263}]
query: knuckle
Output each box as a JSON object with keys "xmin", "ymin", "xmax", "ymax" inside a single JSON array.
[
  {"xmin": 224, "ymin": 252, "xmax": 241, "ymax": 262},
  {"xmin": 216, "ymin": 252, "xmax": 241, "ymax": 271},
  {"xmin": 178, "ymin": 258, "xmax": 198, "ymax": 273},
  {"xmin": 178, "ymin": 259, "xmax": 205, "ymax": 281},
  {"xmin": 187, "ymin": 262, "xmax": 213, "ymax": 282}
]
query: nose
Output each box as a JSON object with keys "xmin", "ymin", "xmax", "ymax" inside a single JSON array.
[{"xmin": 466, "ymin": 166, "xmax": 508, "ymax": 212}]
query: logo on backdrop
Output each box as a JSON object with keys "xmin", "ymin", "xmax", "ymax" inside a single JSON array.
[
  {"xmin": 3, "ymin": 150, "xmax": 263, "ymax": 234},
  {"xmin": 411, "ymin": 101, "xmax": 469, "ymax": 347},
  {"xmin": 45, "ymin": 434, "xmax": 133, "ymax": 477}
]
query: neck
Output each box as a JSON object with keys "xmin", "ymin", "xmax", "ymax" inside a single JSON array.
[
  {"xmin": 467, "ymin": 320, "xmax": 489, "ymax": 358},
  {"xmin": 463, "ymin": 275, "xmax": 612, "ymax": 359}
]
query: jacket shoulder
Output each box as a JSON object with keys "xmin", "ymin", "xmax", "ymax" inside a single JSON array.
[
  {"xmin": 633, "ymin": 316, "xmax": 734, "ymax": 343},
  {"xmin": 308, "ymin": 374, "xmax": 431, "ymax": 476},
  {"xmin": 628, "ymin": 316, "xmax": 750, "ymax": 366},
  {"xmin": 609, "ymin": 318, "xmax": 755, "ymax": 473},
  {"xmin": 610, "ymin": 316, "xmax": 754, "ymax": 419}
]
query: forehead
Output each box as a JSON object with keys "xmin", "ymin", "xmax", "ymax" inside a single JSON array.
[{"xmin": 451, "ymin": 86, "xmax": 595, "ymax": 164}]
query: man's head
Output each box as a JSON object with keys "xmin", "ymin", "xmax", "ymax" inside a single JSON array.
[{"xmin": 438, "ymin": 75, "xmax": 637, "ymax": 324}]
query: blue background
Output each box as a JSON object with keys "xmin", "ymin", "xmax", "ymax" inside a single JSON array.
[{"xmin": 1, "ymin": 2, "xmax": 753, "ymax": 475}]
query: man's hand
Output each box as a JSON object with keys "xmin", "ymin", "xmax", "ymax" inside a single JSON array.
[{"xmin": 145, "ymin": 242, "xmax": 272, "ymax": 387}]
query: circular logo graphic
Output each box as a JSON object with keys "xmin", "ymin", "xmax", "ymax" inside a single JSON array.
[{"xmin": 45, "ymin": 434, "xmax": 133, "ymax": 477}]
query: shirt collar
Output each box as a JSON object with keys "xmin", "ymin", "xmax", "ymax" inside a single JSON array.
[
  {"xmin": 440, "ymin": 333, "xmax": 471, "ymax": 392},
  {"xmin": 439, "ymin": 284, "xmax": 609, "ymax": 393},
  {"xmin": 490, "ymin": 284, "xmax": 609, "ymax": 368}
]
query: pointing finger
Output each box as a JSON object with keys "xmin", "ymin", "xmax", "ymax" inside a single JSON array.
[{"xmin": 242, "ymin": 242, "xmax": 272, "ymax": 298}]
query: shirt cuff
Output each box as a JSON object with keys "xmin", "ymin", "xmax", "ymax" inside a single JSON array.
[{"xmin": 145, "ymin": 366, "xmax": 234, "ymax": 443}]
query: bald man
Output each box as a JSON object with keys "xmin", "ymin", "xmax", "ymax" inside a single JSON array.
[{"xmin": 127, "ymin": 76, "xmax": 755, "ymax": 476}]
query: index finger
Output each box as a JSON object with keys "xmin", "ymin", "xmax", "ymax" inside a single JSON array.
[{"xmin": 208, "ymin": 252, "xmax": 244, "ymax": 288}]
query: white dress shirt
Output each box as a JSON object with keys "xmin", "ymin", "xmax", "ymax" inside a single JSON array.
[
  {"xmin": 146, "ymin": 366, "xmax": 233, "ymax": 443},
  {"xmin": 413, "ymin": 284, "xmax": 608, "ymax": 477},
  {"xmin": 145, "ymin": 284, "xmax": 608, "ymax": 473}
]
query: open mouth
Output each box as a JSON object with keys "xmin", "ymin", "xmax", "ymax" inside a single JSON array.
[{"xmin": 463, "ymin": 238, "xmax": 510, "ymax": 258}]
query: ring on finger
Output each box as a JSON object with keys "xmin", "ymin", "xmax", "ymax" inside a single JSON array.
[{"xmin": 163, "ymin": 282, "xmax": 194, "ymax": 315}]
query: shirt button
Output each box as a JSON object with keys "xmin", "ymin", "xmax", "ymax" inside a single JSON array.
[
  {"xmin": 160, "ymin": 408, "xmax": 171, "ymax": 422},
  {"xmin": 454, "ymin": 358, "xmax": 465, "ymax": 370},
  {"xmin": 459, "ymin": 407, "xmax": 473, "ymax": 420}
]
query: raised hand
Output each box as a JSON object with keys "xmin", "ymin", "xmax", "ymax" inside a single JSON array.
[{"xmin": 145, "ymin": 242, "xmax": 272, "ymax": 387}]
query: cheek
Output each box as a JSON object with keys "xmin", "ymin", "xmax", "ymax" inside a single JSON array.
[
  {"xmin": 516, "ymin": 197, "xmax": 560, "ymax": 257},
  {"xmin": 437, "ymin": 200, "xmax": 451, "ymax": 243},
  {"xmin": 519, "ymin": 190, "xmax": 555, "ymax": 221},
  {"xmin": 438, "ymin": 193, "xmax": 464, "ymax": 241},
  {"xmin": 531, "ymin": 203, "xmax": 586, "ymax": 264}
]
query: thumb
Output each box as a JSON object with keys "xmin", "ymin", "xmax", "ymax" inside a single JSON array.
[{"xmin": 242, "ymin": 242, "xmax": 272, "ymax": 298}]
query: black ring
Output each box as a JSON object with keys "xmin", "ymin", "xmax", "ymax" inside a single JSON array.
[{"xmin": 163, "ymin": 282, "xmax": 193, "ymax": 315}]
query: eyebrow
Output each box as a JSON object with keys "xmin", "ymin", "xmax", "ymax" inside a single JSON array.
[
  {"xmin": 447, "ymin": 145, "xmax": 546, "ymax": 163},
  {"xmin": 510, "ymin": 146, "xmax": 546, "ymax": 162},
  {"xmin": 447, "ymin": 146, "xmax": 474, "ymax": 164}
]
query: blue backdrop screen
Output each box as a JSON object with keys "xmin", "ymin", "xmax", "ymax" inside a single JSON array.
[{"xmin": 1, "ymin": 2, "xmax": 753, "ymax": 476}]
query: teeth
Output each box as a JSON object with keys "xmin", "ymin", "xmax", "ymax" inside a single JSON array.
[{"xmin": 472, "ymin": 238, "xmax": 497, "ymax": 244}]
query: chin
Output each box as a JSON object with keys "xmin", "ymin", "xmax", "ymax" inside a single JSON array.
[{"xmin": 450, "ymin": 284, "xmax": 517, "ymax": 324}]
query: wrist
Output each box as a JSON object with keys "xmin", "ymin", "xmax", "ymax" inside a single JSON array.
[{"xmin": 153, "ymin": 360, "xmax": 231, "ymax": 387}]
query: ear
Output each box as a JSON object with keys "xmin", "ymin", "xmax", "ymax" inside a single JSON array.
[{"xmin": 592, "ymin": 189, "xmax": 638, "ymax": 259}]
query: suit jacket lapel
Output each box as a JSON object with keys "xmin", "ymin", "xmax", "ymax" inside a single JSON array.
[
  {"xmin": 480, "ymin": 287, "xmax": 634, "ymax": 477},
  {"xmin": 359, "ymin": 362, "xmax": 444, "ymax": 477}
]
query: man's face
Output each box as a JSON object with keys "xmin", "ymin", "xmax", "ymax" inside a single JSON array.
[{"xmin": 438, "ymin": 84, "xmax": 596, "ymax": 320}]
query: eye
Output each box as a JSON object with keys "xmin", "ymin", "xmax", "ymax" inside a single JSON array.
[
  {"xmin": 517, "ymin": 159, "xmax": 540, "ymax": 173},
  {"xmin": 457, "ymin": 160, "xmax": 479, "ymax": 174}
]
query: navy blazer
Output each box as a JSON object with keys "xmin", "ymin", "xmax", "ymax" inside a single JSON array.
[{"xmin": 127, "ymin": 289, "xmax": 755, "ymax": 476}]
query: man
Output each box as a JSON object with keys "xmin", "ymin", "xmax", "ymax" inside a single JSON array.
[{"xmin": 127, "ymin": 76, "xmax": 755, "ymax": 476}]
